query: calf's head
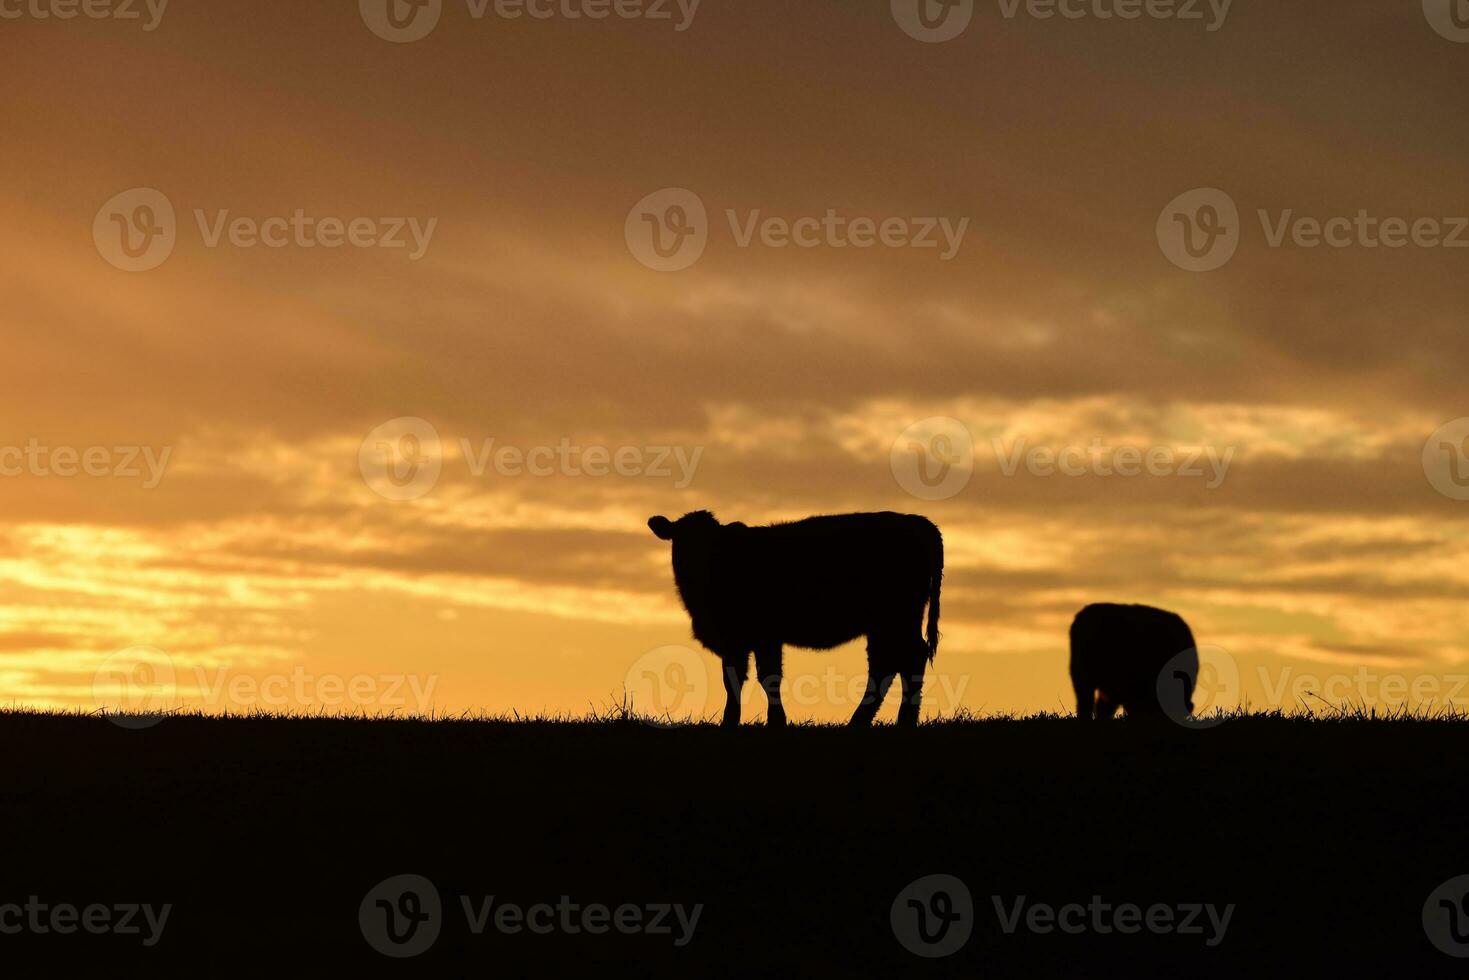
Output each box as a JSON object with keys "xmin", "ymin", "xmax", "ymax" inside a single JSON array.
[
  {"xmin": 648, "ymin": 510, "xmax": 722, "ymax": 543},
  {"xmin": 648, "ymin": 512, "xmax": 730, "ymax": 607}
]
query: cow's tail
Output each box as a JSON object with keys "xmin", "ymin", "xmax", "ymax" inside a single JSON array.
[{"xmin": 926, "ymin": 523, "xmax": 943, "ymax": 662}]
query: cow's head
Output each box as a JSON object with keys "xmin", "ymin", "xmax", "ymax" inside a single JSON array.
[
  {"xmin": 648, "ymin": 510, "xmax": 721, "ymax": 541},
  {"xmin": 649, "ymin": 512, "xmax": 748, "ymax": 620}
]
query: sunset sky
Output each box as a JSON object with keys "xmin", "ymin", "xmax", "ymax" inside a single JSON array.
[{"xmin": 4, "ymin": 0, "xmax": 1469, "ymax": 721}]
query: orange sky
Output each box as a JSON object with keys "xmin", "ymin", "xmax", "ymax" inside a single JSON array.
[{"xmin": 4, "ymin": 1, "xmax": 1469, "ymax": 722}]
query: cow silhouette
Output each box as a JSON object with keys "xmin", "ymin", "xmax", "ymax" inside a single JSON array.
[
  {"xmin": 1069, "ymin": 603, "xmax": 1198, "ymax": 720},
  {"xmin": 648, "ymin": 511, "xmax": 943, "ymax": 728}
]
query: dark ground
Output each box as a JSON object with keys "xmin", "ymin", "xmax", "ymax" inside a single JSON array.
[{"xmin": 7, "ymin": 710, "xmax": 1469, "ymax": 976}]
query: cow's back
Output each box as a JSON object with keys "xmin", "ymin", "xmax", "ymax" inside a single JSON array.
[{"xmin": 714, "ymin": 512, "xmax": 937, "ymax": 648}]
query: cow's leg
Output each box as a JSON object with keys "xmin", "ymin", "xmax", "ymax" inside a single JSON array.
[
  {"xmin": 896, "ymin": 643, "xmax": 928, "ymax": 728},
  {"xmin": 719, "ymin": 652, "xmax": 749, "ymax": 728},
  {"xmin": 848, "ymin": 670, "xmax": 893, "ymax": 726},
  {"xmin": 1158, "ymin": 661, "xmax": 1196, "ymax": 718},
  {"xmin": 754, "ymin": 644, "xmax": 786, "ymax": 728},
  {"xmin": 849, "ymin": 643, "xmax": 896, "ymax": 727},
  {"xmin": 1094, "ymin": 694, "xmax": 1119, "ymax": 721},
  {"xmin": 1073, "ymin": 680, "xmax": 1096, "ymax": 719}
]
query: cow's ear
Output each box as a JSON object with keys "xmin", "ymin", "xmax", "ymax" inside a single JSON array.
[{"xmin": 648, "ymin": 516, "xmax": 675, "ymax": 540}]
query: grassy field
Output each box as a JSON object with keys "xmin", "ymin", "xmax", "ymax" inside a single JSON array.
[{"xmin": 7, "ymin": 708, "xmax": 1469, "ymax": 976}]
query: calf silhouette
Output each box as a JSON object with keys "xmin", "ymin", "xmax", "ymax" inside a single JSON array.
[
  {"xmin": 1069, "ymin": 603, "xmax": 1198, "ymax": 720},
  {"xmin": 648, "ymin": 511, "xmax": 943, "ymax": 728}
]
